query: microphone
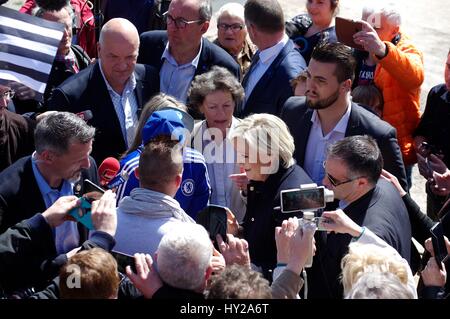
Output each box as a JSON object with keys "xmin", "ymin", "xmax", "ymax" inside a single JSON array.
[
  {"xmin": 76, "ymin": 110, "xmax": 93, "ymax": 121},
  {"xmin": 98, "ymin": 157, "xmax": 120, "ymax": 186}
]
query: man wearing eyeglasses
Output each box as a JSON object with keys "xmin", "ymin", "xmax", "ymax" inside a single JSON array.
[
  {"xmin": 138, "ymin": 0, "xmax": 240, "ymax": 109},
  {"xmin": 213, "ymin": 3, "xmax": 256, "ymax": 79},
  {"xmin": 306, "ymin": 135, "xmax": 411, "ymax": 299},
  {"xmin": 0, "ymin": 85, "xmax": 35, "ymax": 172}
]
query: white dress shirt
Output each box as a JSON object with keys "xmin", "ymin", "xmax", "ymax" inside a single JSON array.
[{"xmin": 304, "ymin": 103, "xmax": 352, "ymax": 185}]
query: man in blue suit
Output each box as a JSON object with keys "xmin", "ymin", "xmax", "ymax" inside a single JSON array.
[
  {"xmin": 47, "ymin": 18, "xmax": 159, "ymax": 164},
  {"xmin": 138, "ymin": 0, "xmax": 240, "ymax": 110},
  {"xmin": 237, "ymin": 0, "xmax": 306, "ymax": 118}
]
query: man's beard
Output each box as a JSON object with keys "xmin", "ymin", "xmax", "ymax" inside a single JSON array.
[
  {"xmin": 306, "ymin": 89, "xmax": 340, "ymax": 110},
  {"xmin": 67, "ymin": 172, "xmax": 82, "ymax": 184}
]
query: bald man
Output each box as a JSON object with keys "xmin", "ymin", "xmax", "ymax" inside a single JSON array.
[{"xmin": 47, "ymin": 18, "xmax": 159, "ymax": 163}]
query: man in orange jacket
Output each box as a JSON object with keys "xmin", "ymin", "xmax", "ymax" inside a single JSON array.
[{"xmin": 354, "ymin": 2, "xmax": 424, "ymax": 191}]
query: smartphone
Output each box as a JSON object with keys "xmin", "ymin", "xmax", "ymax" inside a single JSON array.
[
  {"xmin": 430, "ymin": 222, "xmax": 448, "ymax": 270},
  {"xmin": 280, "ymin": 187, "xmax": 326, "ymax": 213},
  {"xmin": 335, "ymin": 17, "xmax": 364, "ymax": 51},
  {"xmin": 68, "ymin": 197, "xmax": 94, "ymax": 230},
  {"xmin": 110, "ymin": 250, "xmax": 137, "ymax": 274},
  {"xmin": 195, "ymin": 204, "xmax": 228, "ymax": 250},
  {"xmin": 83, "ymin": 179, "xmax": 105, "ymax": 194}
]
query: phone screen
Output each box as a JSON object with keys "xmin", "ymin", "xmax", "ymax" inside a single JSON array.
[
  {"xmin": 430, "ymin": 223, "xmax": 447, "ymax": 270},
  {"xmin": 335, "ymin": 17, "xmax": 364, "ymax": 51},
  {"xmin": 281, "ymin": 188, "xmax": 325, "ymax": 213},
  {"xmin": 111, "ymin": 250, "xmax": 137, "ymax": 274},
  {"xmin": 83, "ymin": 179, "xmax": 105, "ymax": 194},
  {"xmin": 195, "ymin": 205, "xmax": 228, "ymax": 250}
]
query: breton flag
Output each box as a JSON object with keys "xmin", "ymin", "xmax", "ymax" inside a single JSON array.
[{"xmin": 0, "ymin": 6, "xmax": 64, "ymax": 101}]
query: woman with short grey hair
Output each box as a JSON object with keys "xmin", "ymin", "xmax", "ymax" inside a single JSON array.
[{"xmin": 189, "ymin": 66, "xmax": 246, "ymax": 222}]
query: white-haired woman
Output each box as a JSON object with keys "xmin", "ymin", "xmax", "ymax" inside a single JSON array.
[
  {"xmin": 213, "ymin": 2, "xmax": 255, "ymax": 78},
  {"xmin": 230, "ymin": 113, "xmax": 312, "ymax": 279}
]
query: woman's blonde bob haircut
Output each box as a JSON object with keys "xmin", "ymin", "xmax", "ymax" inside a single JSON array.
[
  {"xmin": 341, "ymin": 243, "xmax": 410, "ymax": 296},
  {"xmin": 230, "ymin": 113, "xmax": 295, "ymax": 169}
]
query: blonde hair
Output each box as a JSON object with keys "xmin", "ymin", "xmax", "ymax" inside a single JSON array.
[
  {"xmin": 341, "ymin": 243, "xmax": 409, "ymax": 295},
  {"xmin": 230, "ymin": 113, "xmax": 295, "ymax": 169}
]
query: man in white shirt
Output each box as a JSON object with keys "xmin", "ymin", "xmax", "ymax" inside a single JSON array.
[
  {"xmin": 238, "ymin": 0, "xmax": 306, "ymax": 117},
  {"xmin": 47, "ymin": 18, "xmax": 159, "ymax": 163}
]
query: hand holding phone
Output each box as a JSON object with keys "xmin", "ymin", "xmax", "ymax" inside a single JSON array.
[
  {"xmin": 335, "ymin": 17, "xmax": 364, "ymax": 51},
  {"xmin": 196, "ymin": 205, "xmax": 228, "ymax": 250},
  {"xmin": 68, "ymin": 197, "xmax": 94, "ymax": 230},
  {"xmin": 110, "ymin": 250, "xmax": 137, "ymax": 274}
]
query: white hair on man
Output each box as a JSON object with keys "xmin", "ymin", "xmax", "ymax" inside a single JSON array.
[
  {"xmin": 156, "ymin": 223, "xmax": 213, "ymax": 291},
  {"xmin": 216, "ymin": 2, "xmax": 245, "ymax": 22},
  {"xmin": 362, "ymin": 1, "xmax": 402, "ymax": 28}
]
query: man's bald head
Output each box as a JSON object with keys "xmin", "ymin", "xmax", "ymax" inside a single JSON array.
[
  {"xmin": 99, "ymin": 18, "xmax": 139, "ymax": 47},
  {"xmin": 97, "ymin": 18, "xmax": 140, "ymax": 94}
]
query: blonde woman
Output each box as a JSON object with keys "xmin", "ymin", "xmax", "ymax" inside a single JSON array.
[{"xmin": 230, "ymin": 113, "xmax": 312, "ymax": 279}]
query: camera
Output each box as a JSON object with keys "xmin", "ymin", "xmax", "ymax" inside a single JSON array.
[{"xmin": 280, "ymin": 183, "xmax": 334, "ymax": 213}]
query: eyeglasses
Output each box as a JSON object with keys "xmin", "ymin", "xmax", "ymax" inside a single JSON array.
[
  {"xmin": 323, "ymin": 161, "xmax": 365, "ymax": 187},
  {"xmin": 163, "ymin": 12, "xmax": 204, "ymax": 29},
  {"xmin": 217, "ymin": 23, "xmax": 244, "ymax": 32},
  {"xmin": 0, "ymin": 90, "xmax": 14, "ymax": 99}
]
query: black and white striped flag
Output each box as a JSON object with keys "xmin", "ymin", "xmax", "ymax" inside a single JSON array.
[{"xmin": 0, "ymin": 6, "xmax": 64, "ymax": 101}]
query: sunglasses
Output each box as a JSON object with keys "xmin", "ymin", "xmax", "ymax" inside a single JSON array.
[{"xmin": 323, "ymin": 161, "xmax": 365, "ymax": 187}]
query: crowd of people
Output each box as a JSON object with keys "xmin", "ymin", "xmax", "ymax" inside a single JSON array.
[{"xmin": 0, "ymin": 0, "xmax": 449, "ymax": 300}]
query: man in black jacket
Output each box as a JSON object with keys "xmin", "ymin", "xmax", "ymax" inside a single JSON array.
[
  {"xmin": 308, "ymin": 135, "xmax": 411, "ymax": 299},
  {"xmin": 138, "ymin": 0, "xmax": 240, "ymax": 110},
  {"xmin": 281, "ymin": 42, "xmax": 407, "ymax": 190},
  {"xmin": 0, "ymin": 112, "xmax": 98, "ymax": 293},
  {"xmin": 47, "ymin": 18, "xmax": 159, "ymax": 163}
]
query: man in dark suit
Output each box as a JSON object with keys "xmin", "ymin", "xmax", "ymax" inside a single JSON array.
[
  {"xmin": 47, "ymin": 18, "xmax": 159, "ymax": 164},
  {"xmin": 281, "ymin": 42, "xmax": 407, "ymax": 190},
  {"xmin": 0, "ymin": 112, "xmax": 99, "ymax": 293},
  {"xmin": 137, "ymin": 0, "xmax": 240, "ymax": 110},
  {"xmin": 236, "ymin": 0, "xmax": 306, "ymax": 118},
  {"xmin": 307, "ymin": 135, "xmax": 411, "ymax": 299}
]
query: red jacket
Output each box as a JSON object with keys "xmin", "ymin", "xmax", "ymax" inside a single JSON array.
[{"xmin": 374, "ymin": 32, "xmax": 424, "ymax": 166}]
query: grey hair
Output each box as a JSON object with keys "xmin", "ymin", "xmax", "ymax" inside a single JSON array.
[
  {"xmin": 216, "ymin": 2, "xmax": 245, "ymax": 23},
  {"xmin": 198, "ymin": 0, "xmax": 212, "ymax": 21},
  {"xmin": 188, "ymin": 66, "xmax": 244, "ymax": 113},
  {"xmin": 363, "ymin": 1, "xmax": 402, "ymax": 27},
  {"xmin": 230, "ymin": 113, "xmax": 295, "ymax": 169},
  {"xmin": 34, "ymin": 112, "xmax": 95, "ymax": 155},
  {"xmin": 157, "ymin": 223, "xmax": 213, "ymax": 291},
  {"xmin": 345, "ymin": 271, "xmax": 415, "ymax": 299},
  {"xmin": 34, "ymin": 3, "xmax": 74, "ymax": 21}
]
